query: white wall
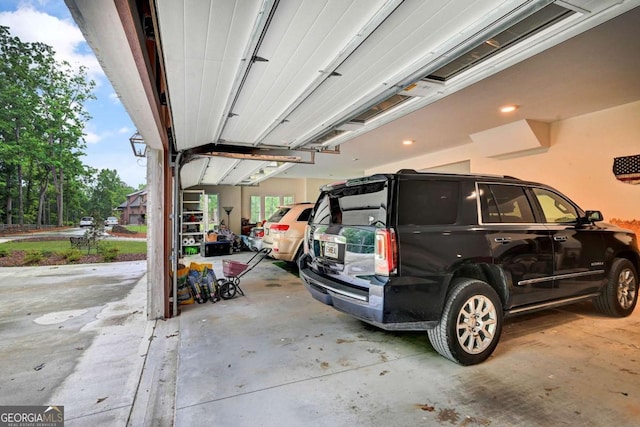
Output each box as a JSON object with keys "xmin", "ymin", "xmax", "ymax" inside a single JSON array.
[
  {"xmin": 198, "ymin": 177, "xmax": 333, "ymax": 234},
  {"xmin": 368, "ymin": 101, "xmax": 640, "ymax": 220}
]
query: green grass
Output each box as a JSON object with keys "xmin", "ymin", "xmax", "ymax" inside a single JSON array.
[
  {"xmin": 124, "ymin": 225, "xmax": 147, "ymax": 233},
  {"xmin": 0, "ymin": 239, "xmax": 146, "ymax": 255}
]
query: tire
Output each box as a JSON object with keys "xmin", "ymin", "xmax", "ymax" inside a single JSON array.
[
  {"xmin": 593, "ymin": 258, "xmax": 638, "ymax": 317},
  {"xmin": 219, "ymin": 280, "xmax": 237, "ymax": 300},
  {"xmin": 293, "ymin": 245, "xmax": 304, "ymax": 269},
  {"xmin": 427, "ymin": 278, "xmax": 503, "ymax": 366}
]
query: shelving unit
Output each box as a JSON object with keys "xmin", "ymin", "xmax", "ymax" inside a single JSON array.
[{"xmin": 180, "ymin": 189, "xmax": 206, "ymax": 256}]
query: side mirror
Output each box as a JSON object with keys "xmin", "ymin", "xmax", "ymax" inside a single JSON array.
[{"xmin": 584, "ymin": 210, "xmax": 603, "ymax": 223}]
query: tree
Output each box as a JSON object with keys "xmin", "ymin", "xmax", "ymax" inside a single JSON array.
[
  {"xmin": 87, "ymin": 169, "xmax": 134, "ymax": 221},
  {"xmin": 0, "ymin": 25, "xmax": 95, "ymax": 227},
  {"xmin": 0, "ymin": 26, "xmax": 41, "ymax": 225},
  {"xmin": 35, "ymin": 46, "xmax": 95, "ymax": 227}
]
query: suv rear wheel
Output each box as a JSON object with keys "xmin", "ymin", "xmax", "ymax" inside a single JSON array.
[
  {"xmin": 593, "ymin": 258, "xmax": 638, "ymax": 317},
  {"xmin": 427, "ymin": 278, "xmax": 503, "ymax": 366}
]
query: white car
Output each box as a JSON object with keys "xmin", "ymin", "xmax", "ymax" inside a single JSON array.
[
  {"xmin": 104, "ymin": 216, "xmax": 119, "ymax": 226},
  {"xmin": 262, "ymin": 203, "xmax": 313, "ymax": 264},
  {"xmin": 79, "ymin": 216, "xmax": 95, "ymax": 227}
]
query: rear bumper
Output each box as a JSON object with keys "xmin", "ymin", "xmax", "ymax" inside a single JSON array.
[{"xmin": 300, "ymin": 266, "xmax": 437, "ymax": 331}]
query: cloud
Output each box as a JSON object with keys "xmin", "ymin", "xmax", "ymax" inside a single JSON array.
[
  {"xmin": 0, "ymin": 4, "xmax": 104, "ymax": 81},
  {"xmin": 109, "ymin": 92, "xmax": 122, "ymax": 104},
  {"xmin": 84, "ymin": 131, "xmax": 101, "ymax": 144}
]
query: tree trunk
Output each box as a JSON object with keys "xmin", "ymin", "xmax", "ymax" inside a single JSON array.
[
  {"xmin": 52, "ymin": 166, "xmax": 65, "ymax": 227},
  {"xmin": 58, "ymin": 168, "xmax": 64, "ymax": 227},
  {"xmin": 18, "ymin": 164, "xmax": 24, "ymax": 225},
  {"xmin": 36, "ymin": 174, "xmax": 49, "ymax": 229},
  {"xmin": 5, "ymin": 168, "xmax": 12, "ymax": 225},
  {"xmin": 16, "ymin": 125, "xmax": 24, "ymax": 225}
]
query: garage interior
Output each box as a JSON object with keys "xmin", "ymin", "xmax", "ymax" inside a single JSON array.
[
  {"xmin": 64, "ymin": 0, "xmax": 640, "ymax": 319},
  {"xmin": 56, "ymin": 1, "xmax": 640, "ymax": 425}
]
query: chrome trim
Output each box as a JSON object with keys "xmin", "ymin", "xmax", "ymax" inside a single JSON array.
[
  {"xmin": 303, "ymin": 273, "xmax": 368, "ymax": 302},
  {"xmin": 517, "ymin": 269, "xmax": 604, "ymax": 286},
  {"xmin": 325, "ymin": 285, "xmax": 368, "ymax": 302},
  {"xmin": 508, "ymin": 293, "xmax": 600, "ymax": 315}
]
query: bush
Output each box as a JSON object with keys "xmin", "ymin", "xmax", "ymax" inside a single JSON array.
[
  {"xmin": 100, "ymin": 244, "xmax": 120, "ymax": 262},
  {"xmin": 62, "ymin": 248, "xmax": 83, "ymax": 262},
  {"xmin": 24, "ymin": 250, "xmax": 43, "ymax": 265},
  {"xmin": 0, "ymin": 247, "xmax": 8, "ymax": 257}
]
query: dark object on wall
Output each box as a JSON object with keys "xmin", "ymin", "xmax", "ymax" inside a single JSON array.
[{"xmin": 613, "ymin": 154, "xmax": 640, "ymax": 184}]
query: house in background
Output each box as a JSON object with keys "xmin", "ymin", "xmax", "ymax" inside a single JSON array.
[{"xmin": 117, "ymin": 188, "xmax": 147, "ymax": 225}]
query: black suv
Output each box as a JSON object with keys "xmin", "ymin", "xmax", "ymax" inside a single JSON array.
[{"xmin": 299, "ymin": 170, "xmax": 639, "ymax": 365}]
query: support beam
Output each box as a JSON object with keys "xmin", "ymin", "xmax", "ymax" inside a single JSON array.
[{"xmin": 146, "ymin": 148, "xmax": 165, "ymax": 319}]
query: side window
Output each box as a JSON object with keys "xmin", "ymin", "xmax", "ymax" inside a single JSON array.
[
  {"xmin": 297, "ymin": 208, "xmax": 312, "ymax": 222},
  {"xmin": 532, "ymin": 188, "xmax": 579, "ymax": 223},
  {"xmin": 480, "ymin": 184, "xmax": 535, "ymax": 223},
  {"xmin": 398, "ymin": 180, "xmax": 459, "ymax": 225}
]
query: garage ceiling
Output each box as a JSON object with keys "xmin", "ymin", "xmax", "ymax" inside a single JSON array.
[{"xmin": 66, "ymin": 0, "xmax": 640, "ymax": 188}]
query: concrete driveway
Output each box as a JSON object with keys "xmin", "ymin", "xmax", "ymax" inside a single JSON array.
[{"xmin": 0, "ymin": 261, "xmax": 163, "ymax": 425}]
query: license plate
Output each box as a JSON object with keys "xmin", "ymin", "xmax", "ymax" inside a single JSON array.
[{"xmin": 324, "ymin": 242, "xmax": 338, "ymax": 259}]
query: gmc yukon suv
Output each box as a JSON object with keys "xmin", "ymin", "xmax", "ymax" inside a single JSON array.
[{"xmin": 299, "ymin": 170, "xmax": 639, "ymax": 365}]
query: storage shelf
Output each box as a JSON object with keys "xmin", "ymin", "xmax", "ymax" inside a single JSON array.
[{"xmin": 180, "ymin": 189, "xmax": 206, "ymax": 256}]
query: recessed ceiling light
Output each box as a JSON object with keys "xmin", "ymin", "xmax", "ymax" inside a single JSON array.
[
  {"xmin": 402, "ymin": 139, "xmax": 414, "ymax": 145},
  {"xmin": 500, "ymin": 105, "xmax": 518, "ymax": 113}
]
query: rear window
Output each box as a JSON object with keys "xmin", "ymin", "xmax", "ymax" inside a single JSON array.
[
  {"xmin": 267, "ymin": 207, "xmax": 290, "ymax": 223},
  {"xmin": 312, "ymin": 181, "xmax": 388, "ymax": 226},
  {"xmin": 397, "ymin": 180, "xmax": 459, "ymax": 225}
]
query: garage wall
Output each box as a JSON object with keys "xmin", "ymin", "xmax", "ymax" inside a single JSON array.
[
  {"xmin": 199, "ymin": 177, "xmax": 333, "ymax": 234},
  {"xmin": 367, "ymin": 100, "xmax": 640, "ymax": 220}
]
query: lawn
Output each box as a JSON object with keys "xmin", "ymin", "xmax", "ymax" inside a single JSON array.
[
  {"xmin": 0, "ymin": 237, "xmax": 146, "ymax": 266},
  {"xmin": 124, "ymin": 224, "xmax": 147, "ymax": 234},
  {"xmin": 0, "ymin": 238, "xmax": 146, "ymax": 254}
]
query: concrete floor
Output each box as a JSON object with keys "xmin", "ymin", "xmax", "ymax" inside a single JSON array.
[
  {"xmin": 1, "ymin": 247, "xmax": 638, "ymax": 426},
  {"xmin": 175, "ymin": 255, "xmax": 640, "ymax": 427}
]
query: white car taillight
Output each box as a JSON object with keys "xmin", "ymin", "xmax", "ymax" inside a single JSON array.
[
  {"xmin": 375, "ymin": 228, "xmax": 397, "ymax": 276},
  {"xmin": 271, "ymin": 224, "xmax": 290, "ymax": 233}
]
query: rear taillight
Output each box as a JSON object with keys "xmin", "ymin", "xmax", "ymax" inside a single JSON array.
[
  {"xmin": 270, "ymin": 224, "xmax": 290, "ymax": 232},
  {"xmin": 255, "ymin": 230, "xmax": 264, "ymax": 238},
  {"xmin": 375, "ymin": 228, "xmax": 397, "ymax": 276}
]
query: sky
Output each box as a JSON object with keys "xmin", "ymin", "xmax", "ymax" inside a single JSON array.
[{"xmin": 0, "ymin": 0, "xmax": 147, "ymax": 188}]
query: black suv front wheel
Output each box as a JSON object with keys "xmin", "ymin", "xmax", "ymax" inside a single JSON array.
[
  {"xmin": 428, "ymin": 278, "xmax": 503, "ymax": 366},
  {"xmin": 593, "ymin": 258, "xmax": 638, "ymax": 317}
]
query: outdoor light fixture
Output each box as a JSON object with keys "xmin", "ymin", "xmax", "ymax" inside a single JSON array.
[{"xmin": 129, "ymin": 131, "xmax": 147, "ymax": 157}]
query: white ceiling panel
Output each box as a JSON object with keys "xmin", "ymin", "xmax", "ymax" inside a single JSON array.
[
  {"xmin": 260, "ymin": 0, "xmax": 530, "ymax": 146},
  {"xmin": 156, "ymin": 0, "xmax": 263, "ymax": 150},
  {"xmin": 219, "ymin": 160, "xmax": 270, "ymax": 185},
  {"xmin": 199, "ymin": 157, "xmax": 242, "ymax": 185},
  {"xmin": 179, "ymin": 157, "xmax": 209, "ymax": 189},
  {"xmin": 220, "ymin": 0, "xmax": 390, "ymax": 144},
  {"xmin": 68, "ymin": 0, "xmax": 640, "ymax": 189}
]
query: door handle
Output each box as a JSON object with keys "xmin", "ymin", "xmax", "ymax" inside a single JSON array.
[
  {"xmin": 494, "ymin": 237, "xmax": 512, "ymax": 243},
  {"xmin": 553, "ymin": 235, "xmax": 568, "ymax": 242}
]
